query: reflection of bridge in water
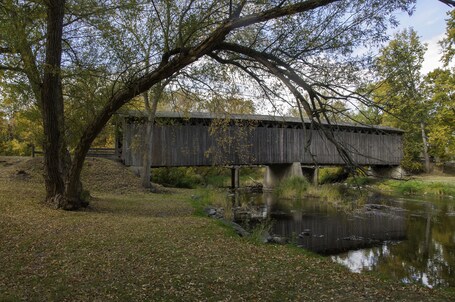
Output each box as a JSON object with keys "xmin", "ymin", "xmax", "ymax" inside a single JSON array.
[
  {"xmin": 118, "ymin": 112, "xmax": 404, "ymax": 187},
  {"xmin": 271, "ymin": 206, "xmax": 407, "ymax": 254},
  {"xmin": 234, "ymin": 193, "xmax": 407, "ymax": 255}
]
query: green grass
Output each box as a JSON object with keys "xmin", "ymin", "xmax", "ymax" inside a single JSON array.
[
  {"xmin": 274, "ymin": 176, "xmax": 309, "ymax": 199},
  {"xmin": 377, "ymin": 179, "xmax": 455, "ymax": 197},
  {"xmin": 0, "ymin": 156, "xmax": 454, "ymax": 301},
  {"xmin": 346, "ymin": 176, "xmax": 375, "ymax": 186},
  {"xmin": 189, "ymin": 187, "xmax": 230, "ymax": 217},
  {"xmin": 306, "ymin": 184, "xmax": 344, "ymax": 202}
]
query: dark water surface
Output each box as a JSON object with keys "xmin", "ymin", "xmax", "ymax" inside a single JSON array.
[{"xmin": 231, "ymin": 190, "xmax": 455, "ymax": 288}]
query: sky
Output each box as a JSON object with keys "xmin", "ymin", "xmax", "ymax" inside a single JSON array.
[{"xmin": 394, "ymin": 0, "xmax": 453, "ymax": 74}]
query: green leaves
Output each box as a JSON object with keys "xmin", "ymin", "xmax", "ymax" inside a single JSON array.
[
  {"xmin": 374, "ymin": 29, "xmax": 429, "ymax": 172},
  {"xmin": 424, "ymin": 68, "xmax": 455, "ymax": 161},
  {"xmin": 440, "ymin": 10, "xmax": 455, "ymax": 66}
]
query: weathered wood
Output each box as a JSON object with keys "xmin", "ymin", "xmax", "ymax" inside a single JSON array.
[{"xmin": 119, "ymin": 112, "xmax": 403, "ymax": 167}]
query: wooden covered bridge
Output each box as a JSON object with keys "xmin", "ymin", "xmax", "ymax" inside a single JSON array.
[{"xmin": 117, "ymin": 112, "xmax": 404, "ymax": 187}]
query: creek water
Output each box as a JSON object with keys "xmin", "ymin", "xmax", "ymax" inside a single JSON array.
[{"xmin": 231, "ymin": 189, "xmax": 455, "ymax": 288}]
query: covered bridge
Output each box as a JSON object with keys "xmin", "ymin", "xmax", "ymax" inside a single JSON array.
[
  {"xmin": 117, "ymin": 112, "xmax": 404, "ymax": 186},
  {"xmin": 118, "ymin": 111, "xmax": 403, "ymax": 166}
]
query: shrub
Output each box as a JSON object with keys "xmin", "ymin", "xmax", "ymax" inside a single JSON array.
[
  {"xmin": 152, "ymin": 166, "xmax": 264, "ymax": 189},
  {"xmin": 152, "ymin": 167, "xmax": 203, "ymax": 188},
  {"xmin": 318, "ymin": 167, "xmax": 349, "ymax": 184},
  {"xmin": 346, "ymin": 176, "xmax": 373, "ymax": 186}
]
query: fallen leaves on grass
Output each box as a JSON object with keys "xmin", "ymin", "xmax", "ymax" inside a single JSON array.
[{"xmin": 0, "ymin": 157, "xmax": 453, "ymax": 301}]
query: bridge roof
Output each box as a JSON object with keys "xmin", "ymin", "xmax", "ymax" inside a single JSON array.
[{"xmin": 120, "ymin": 111, "xmax": 404, "ymax": 133}]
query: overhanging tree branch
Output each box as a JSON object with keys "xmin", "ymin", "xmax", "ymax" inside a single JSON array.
[
  {"xmin": 67, "ymin": 0, "xmax": 340, "ymax": 190},
  {"xmin": 0, "ymin": 65, "xmax": 25, "ymax": 72},
  {"xmin": 213, "ymin": 41, "xmax": 364, "ymax": 167},
  {"xmin": 439, "ymin": 0, "xmax": 455, "ymax": 7}
]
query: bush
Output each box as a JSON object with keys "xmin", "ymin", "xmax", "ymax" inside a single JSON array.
[
  {"xmin": 318, "ymin": 167, "xmax": 349, "ymax": 184},
  {"xmin": 346, "ymin": 176, "xmax": 374, "ymax": 186},
  {"xmin": 152, "ymin": 167, "xmax": 203, "ymax": 188},
  {"xmin": 0, "ymin": 139, "xmax": 31, "ymax": 156},
  {"xmin": 152, "ymin": 166, "xmax": 264, "ymax": 189}
]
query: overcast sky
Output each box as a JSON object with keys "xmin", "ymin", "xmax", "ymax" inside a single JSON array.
[{"xmin": 395, "ymin": 1, "xmax": 453, "ymax": 74}]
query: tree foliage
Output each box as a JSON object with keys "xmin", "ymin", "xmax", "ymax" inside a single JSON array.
[
  {"xmin": 373, "ymin": 29, "xmax": 430, "ymax": 172},
  {"xmin": 424, "ymin": 68, "xmax": 455, "ymax": 161},
  {"xmin": 372, "ymin": 21, "xmax": 455, "ymax": 172},
  {"xmin": 440, "ymin": 9, "xmax": 455, "ymax": 66}
]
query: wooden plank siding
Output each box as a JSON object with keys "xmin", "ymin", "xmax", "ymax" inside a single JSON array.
[{"xmin": 120, "ymin": 113, "xmax": 403, "ymax": 167}]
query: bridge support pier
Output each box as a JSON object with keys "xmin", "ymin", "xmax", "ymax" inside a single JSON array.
[
  {"xmin": 263, "ymin": 162, "xmax": 304, "ymax": 190},
  {"xmin": 231, "ymin": 166, "xmax": 240, "ymax": 189},
  {"xmin": 368, "ymin": 165, "xmax": 405, "ymax": 179},
  {"xmin": 302, "ymin": 166, "xmax": 319, "ymax": 186}
]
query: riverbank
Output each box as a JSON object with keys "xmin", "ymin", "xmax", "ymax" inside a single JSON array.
[
  {"xmin": 372, "ymin": 175, "xmax": 455, "ymax": 198},
  {"xmin": 0, "ymin": 157, "xmax": 454, "ymax": 301}
]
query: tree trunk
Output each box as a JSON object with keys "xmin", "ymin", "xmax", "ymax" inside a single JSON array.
[
  {"xmin": 41, "ymin": 0, "xmax": 88, "ymax": 210},
  {"xmin": 420, "ymin": 122, "xmax": 431, "ymax": 173},
  {"xmin": 142, "ymin": 84, "xmax": 164, "ymax": 189},
  {"xmin": 41, "ymin": 0, "xmax": 73, "ymax": 209}
]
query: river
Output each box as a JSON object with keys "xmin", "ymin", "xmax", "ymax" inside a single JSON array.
[{"xmin": 231, "ymin": 189, "xmax": 455, "ymax": 288}]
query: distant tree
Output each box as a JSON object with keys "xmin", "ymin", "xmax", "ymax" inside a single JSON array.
[
  {"xmin": 440, "ymin": 9, "xmax": 455, "ymax": 65},
  {"xmin": 374, "ymin": 29, "xmax": 430, "ymax": 172},
  {"xmin": 287, "ymin": 97, "xmax": 352, "ymax": 123},
  {"xmin": 423, "ymin": 68, "xmax": 455, "ymax": 161},
  {"xmin": 201, "ymin": 97, "xmax": 255, "ymax": 115}
]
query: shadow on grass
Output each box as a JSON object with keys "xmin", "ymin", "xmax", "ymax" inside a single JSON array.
[{"xmin": 87, "ymin": 191, "xmax": 195, "ymax": 218}]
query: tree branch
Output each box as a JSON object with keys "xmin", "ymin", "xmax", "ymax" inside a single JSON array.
[
  {"xmin": 229, "ymin": 0, "xmax": 339, "ymax": 31},
  {"xmin": 439, "ymin": 0, "xmax": 455, "ymax": 7},
  {"xmin": 0, "ymin": 65, "xmax": 25, "ymax": 72},
  {"xmin": 68, "ymin": 0, "xmax": 342, "ymax": 188},
  {"xmin": 213, "ymin": 41, "xmax": 362, "ymax": 167}
]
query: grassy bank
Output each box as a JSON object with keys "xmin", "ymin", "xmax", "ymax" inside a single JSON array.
[
  {"xmin": 374, "ymin": 176, "xmax": 455, "ymax": 197},
  {"xmin": 316, "ymin": 167, "xmax": 455, "ymax": 199},
  {"xmin": 0, "ymin": 157, "xmax": 454, "ymax": 301}
]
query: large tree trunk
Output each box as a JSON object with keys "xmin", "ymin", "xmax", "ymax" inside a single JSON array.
[
  {"xmin": 41, "ymin": 0, "xmax": 73, "ymax": 209},
  {"xmin": 420, "ymin": 122, "xmax": 431, "ymax": 173}
]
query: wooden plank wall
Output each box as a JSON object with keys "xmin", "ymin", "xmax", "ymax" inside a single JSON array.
[{"xmin": 121, "ymin": 119, "xmax": 403, "ymax": 167}]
